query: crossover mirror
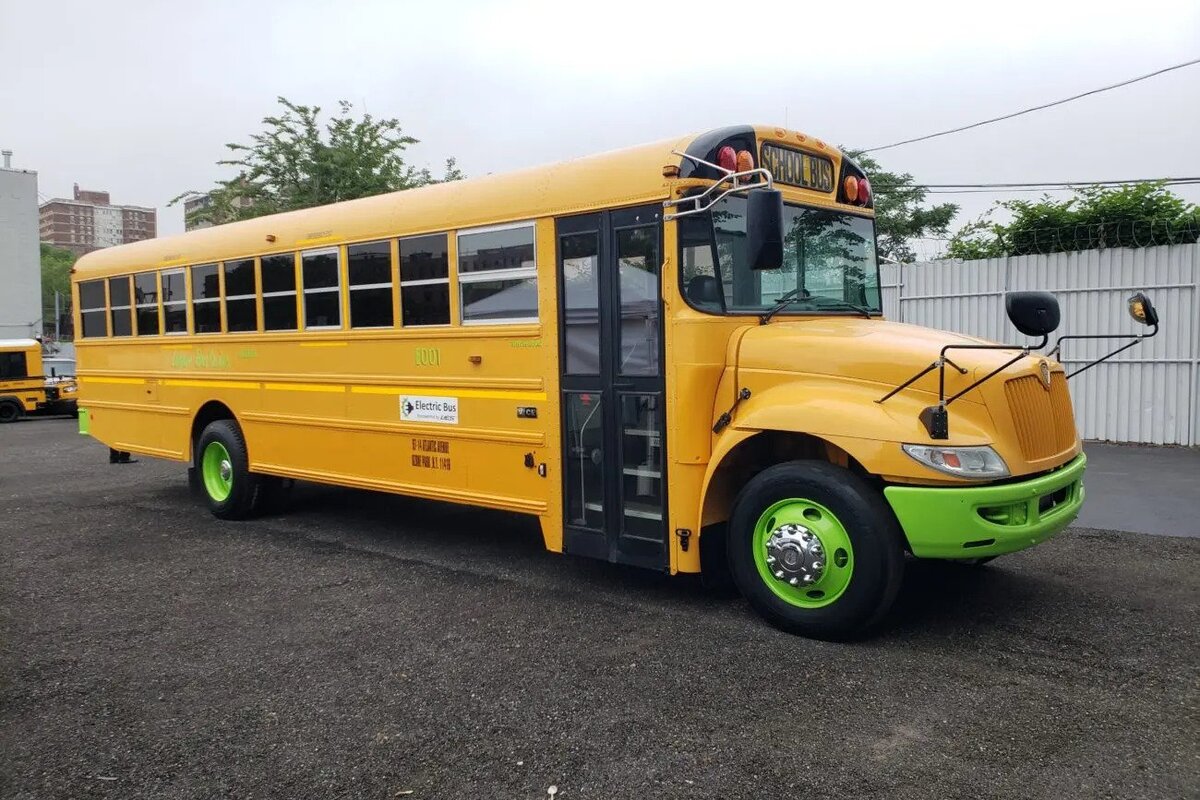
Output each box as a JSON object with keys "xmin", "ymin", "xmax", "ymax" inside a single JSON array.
[
  {"xmin": 1127, "ymin": 292, "xmax": 1158, "ymax": 327},
  {"xmin": 1005, "ymin": 291, "xmax": 1061, "ymax": 337},
  {"xmin": 746, "ymin": 187, "xmax": 784, "ymax": 270}
]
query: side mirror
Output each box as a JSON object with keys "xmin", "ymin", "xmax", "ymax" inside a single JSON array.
[
  {"xmin": 1005, "ymin": 291, "xmax": 1060, "ymax": 337},
  {"xmin": 746, "ymin": 187, "xmax": 784, "ymax": 270},
  {"xmin": 1127, "ymin": 292, "xmax": 1158, "ymax": 327}
]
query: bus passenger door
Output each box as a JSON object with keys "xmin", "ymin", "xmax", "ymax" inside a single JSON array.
[{"xmin": 557, "ymin": 206, "xmax": 667, "ymax": 569}]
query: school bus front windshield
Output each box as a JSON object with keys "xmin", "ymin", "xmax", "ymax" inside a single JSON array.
[{"xmin": 678, "ymin": 196, "xmax": 882, "ymax": 314}]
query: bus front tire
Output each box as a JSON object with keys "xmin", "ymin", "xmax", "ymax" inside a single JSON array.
[
  {"xmin": 0, "ymin": 398, "xmax": 23, "ymax": 423},
  {"xmin": 195, "ymin": 419, "xmax": 261, "ymax": 520},
  {"xmin": 727, "ymin": 460, "xmax": 904, "ymax": 641}
]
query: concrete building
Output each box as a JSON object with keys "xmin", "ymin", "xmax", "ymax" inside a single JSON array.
[
  {"xmin": 39, "ymin": 184, "xmax": 156, "ymax": 256},
  {"xmin": 0, "ymin": 150, "xmax": 43, "ymax": 338},
  {"xmin": 183, "ymin": 190, "xmax": 254, "ymax": 231},
  {"xmin": 183, "ymin": 192, "xmax": 214, "ymax": 230}
]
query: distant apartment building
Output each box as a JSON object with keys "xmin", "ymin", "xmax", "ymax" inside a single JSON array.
[
  {"xmin": 39, "ymin": 184, "xmax": 157, "ymax": 256},
  {"xmin": 183, "ymin": 190, "xmax": 254, "ymax": 231},
  {"xmin": 0, "ymin": 150, "xmax": 43, "ymax": 338}
]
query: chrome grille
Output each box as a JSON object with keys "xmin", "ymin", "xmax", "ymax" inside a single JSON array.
[{"xmin": 1004, "ymin": 372, "xmax": 1077, "ymax": 461}]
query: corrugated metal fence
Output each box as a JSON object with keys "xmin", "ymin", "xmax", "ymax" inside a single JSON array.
[{"xmin": 880, "ymin": 244, "xmax": 1199, "ymax": 446}]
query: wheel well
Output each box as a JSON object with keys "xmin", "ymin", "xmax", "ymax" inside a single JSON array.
[
  {"xmin": 701, "ymin": 431, "xmax": 867, "ymax": 529},
  {"xmin": 698, "ymin": 431, "xmax": 869, "ymax": 583},
  {"xmin": 190, "ymin": 401, "xmax": 236, "ymax": 461}
]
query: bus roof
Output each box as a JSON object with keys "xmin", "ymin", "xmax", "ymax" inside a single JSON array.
[
  {"xmin": 74, "ymin": 125, "xmax": 845, "ymax": 279},
  {"xmin": 0, "ymin": 339, "xmax": 40, "ymax": 349}
]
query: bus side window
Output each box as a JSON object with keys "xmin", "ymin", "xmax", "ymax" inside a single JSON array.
[
  {"xmin": 262, "ymin": 253, "xmax": 298, "ymax": 331},
  {"xmin": 0, "ymin": 351, "xmax": 27, "ymax": 380},
  {"xmin": 134, "ymin": 272, "xmax": 160, "ymax": 336},
  {"xmin": 191, "ymin": 264, "xmax": 221, "ymax": 333},
  {"xmin": 79, "ymin": 280, "xmax": 108, "ymax": 338},
  {"xmin": 400, "ymin": 234, "xmax": 450, "ymax": 326},
  {"xmin": 224, "ymin": 259, "xmax": 258, "ymax": 332},
  {"xmin": 679, "ymin": 216, "xmax": 723, "ymax": 310},
  {"xmin": 348, "ymin": 241, "xmax": 394, "ymax": 328}
]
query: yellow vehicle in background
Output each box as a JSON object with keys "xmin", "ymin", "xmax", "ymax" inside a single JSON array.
[
  {"xmin": 0, "ymin": 339, "xmax": 79, "ymax": 423},
  {"xmin": 70, "ymin": 125, "xmax": 1156, "ymax": 639}
]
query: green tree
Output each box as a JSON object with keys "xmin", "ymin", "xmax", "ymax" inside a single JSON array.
[
  {"xmin": 41, "ymin": 242, "xmax": 76, "ymax": 314},
  {"xmin": 842, "ymin": 149, "xmax": 959, "ymax": 263},
  {"xmin": 946, "ymin": 182, "xmax": 1200, "ymax": 258},
  {"xmin": 173, "ymin": 97, "xmax": 462, "ymax": 227}
]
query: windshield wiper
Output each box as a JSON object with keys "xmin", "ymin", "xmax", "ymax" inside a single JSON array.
[
  {"xmin": 810, "ymin": 298, "xmax": 874, "ymax": 319},
  {"xmin": 759, "ymin": 292, "xmax": 875, "ymax": 324},
  {"xmin": 758, "ymin": 288, "xmax": 809, "ymax": 325}
]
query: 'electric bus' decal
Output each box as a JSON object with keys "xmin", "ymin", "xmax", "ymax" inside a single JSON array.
[{"xmin": 400, "ymin": 395, "xmax": 459, "ymax": 424}]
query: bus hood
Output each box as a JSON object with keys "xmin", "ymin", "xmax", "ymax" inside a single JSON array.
[{"xmin": 735, "ymin": 318, "xmax": 1029, "ymax": 400}]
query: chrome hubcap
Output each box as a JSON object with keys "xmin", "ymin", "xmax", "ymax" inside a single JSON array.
[
  {"xmin": 764, "ymin": 524, "xmax": 826, "ymax": 587},
  {"xmin": 219, "ymin": 460, "xmax": 232, "ymax": 482}
]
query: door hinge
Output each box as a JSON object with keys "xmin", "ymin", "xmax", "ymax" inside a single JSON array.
[{"xmin": 675, "ymin": 528, "xmax": 692, "ymax": 552}]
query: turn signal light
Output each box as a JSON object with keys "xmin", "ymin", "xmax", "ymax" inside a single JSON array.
[
  {"xmin": 736, "ymin": 149, "xmax": 755, "ymax": 173},
  {"xmin": 843, "ymin": 175, "xmax": 859, "ymax": 203}
]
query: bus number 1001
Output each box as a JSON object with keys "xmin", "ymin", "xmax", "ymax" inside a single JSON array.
[{"xmin": 414, "ymin": 347, "xmax": 441, "ymax": 367}]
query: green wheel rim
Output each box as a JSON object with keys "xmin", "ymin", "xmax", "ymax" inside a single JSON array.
[
  {"xmin": 201, "ymin": 441, "xmax": 234, "ymax": 502},
  {"xmin": 752, "ymin": 498, "xmax": 855, "ymax": 609}
]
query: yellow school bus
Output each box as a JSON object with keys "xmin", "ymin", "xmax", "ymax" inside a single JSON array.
[
  {"xmin": 72, "ymin": 125, "xmax": 1100, "ymax": 639},
  {"xmin": 0, "ymin": 339, "xmax": 78, "ymax": 422}
]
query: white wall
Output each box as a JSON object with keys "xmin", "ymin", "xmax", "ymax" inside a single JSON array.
[
  {"xmin": 880, "ymin": 244, "xmax": 1199, "ymax": 446},
  {"xmin": 0, "ymin": 166, "xmax": 42, "ymax": 338},
  {"xmin": 93, "ymin": 204, "xmax": 123, "ymax": 248}
]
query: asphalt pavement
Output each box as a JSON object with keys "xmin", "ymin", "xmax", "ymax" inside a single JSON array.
[
  {"xmin": 2, "ymin": 418, "xmax": 1197, "ymax": 799},
  {"xmin": 1074, "ymin": 443, "xmax": 1200, "ymax": 537}
]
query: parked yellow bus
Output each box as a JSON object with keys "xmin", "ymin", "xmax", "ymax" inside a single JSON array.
[
  {"xmin": 72, "ymin": 125, "xmax": 1109, "ymax": 638},
  {"xmin": 0, "ymin": 339, "xmax": 78, "ymax": 422}
]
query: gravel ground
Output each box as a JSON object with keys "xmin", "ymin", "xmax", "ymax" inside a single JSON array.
[{"xmin": 2, "ymin": 418, "xmax": 1197, "ymax": 799}]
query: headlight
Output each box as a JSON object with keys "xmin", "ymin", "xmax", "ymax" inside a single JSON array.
[
  {"xmin": 901, "ymin": 444, "xmax": 1009, "ymax": 479},
  {"xmin": 63, "ymin": 385, "xmax": 77, "ymax": 393}
]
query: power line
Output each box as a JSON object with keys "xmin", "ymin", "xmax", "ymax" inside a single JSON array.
[
  {"xmin": 862, "ymin": 57, "xmax": 1200, "ymax": 153},
  {"xmin": 922, "ymin": 184, "xmax": 1200, "ymax": 195},
  {"xmin": 880, "ymin": 177, "xmax": 1200, "ymax": 189},
  {"xmin": 873, "ymin": 177, "xmax": 1200, "ymax": 195}
]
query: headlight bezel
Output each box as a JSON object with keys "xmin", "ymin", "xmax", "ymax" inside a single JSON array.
[{"xmin": 901, "ymin": 443, "xmax": 1010, "ymax": 480}]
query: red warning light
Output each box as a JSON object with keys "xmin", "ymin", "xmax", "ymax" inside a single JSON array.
[{"xmin": 717, "ymin": 146, "xmax": 737, "ymax": 172}]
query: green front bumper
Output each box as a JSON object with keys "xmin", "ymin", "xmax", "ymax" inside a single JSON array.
[{"xmin": 884, "ymin": 453, "xmax": 1087, "ymax": 559}]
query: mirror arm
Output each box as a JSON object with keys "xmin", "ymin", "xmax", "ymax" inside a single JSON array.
[
  {"xmin": 662, "ymin": 150, "xmax": 775, "ymax": 220},
  {"xmin": 1064, "ymin": 323, "xmax": 1158, "ymax": 379},
  {"xmin": 877, "ymin": 356, "xmax": 968, "ymax": 404},
  {"xmin": 938, "ymin": 335, "xmax": 1047, "ymax": 407},
  {"xmin": 902, "ymin": 336, "xmax": 1047, "ymax": 440}
]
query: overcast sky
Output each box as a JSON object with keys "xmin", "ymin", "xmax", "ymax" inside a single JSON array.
[{"xmin": 3, "ymin": 0, "xmax": 1198, "ymax": 256}]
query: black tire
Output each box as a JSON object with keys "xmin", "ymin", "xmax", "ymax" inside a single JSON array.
[
  {"xmin": 727, "ymin": 460, "xmax": 905, "ymax": 640},
  {"xmin": 194, "ymin": 419, "xmax": 261, "ymax": 520},
  {"xmin": 0, "ymin": 399, "xmax": 23, "ymax": 424}
]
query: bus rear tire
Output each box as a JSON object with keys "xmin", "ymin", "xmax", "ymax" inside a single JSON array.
[
  {"xmin": 0, "ymin": 398, "xmax": 23, "ymax": 423},
  {"xmin": 195, "ymin": 419, "xmax": 261, "ymax": 520},
  {"xmin": 727, "ymin": 460, "xmax": 904, "ymax": 641}
]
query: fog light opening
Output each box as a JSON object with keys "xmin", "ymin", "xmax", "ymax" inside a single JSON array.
[{"xmin": 963, "ymin": 539, "xmax": 996, "ymax": 549}]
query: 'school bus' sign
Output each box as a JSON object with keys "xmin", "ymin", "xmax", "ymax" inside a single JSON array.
[{"xmin": 760, "ymin": 144, "xmax": 835, "ymax": 193}]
